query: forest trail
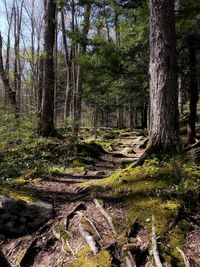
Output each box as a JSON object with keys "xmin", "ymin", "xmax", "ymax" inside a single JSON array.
[
  {"xmin": 1, "ymin": 131, "xmax": 153, "ymax": 267},
  {"xmin": 0, "ymin": 130, "xmax": 199, "ymax": 267}
]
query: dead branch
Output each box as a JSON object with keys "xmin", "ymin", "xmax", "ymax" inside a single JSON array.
[
  {"xmin": 93, "ymin": 198, "xmax": 117, "ymax": 234},
  {"xmin": 152, "ymin": 216, "xmax": 163, "ymax": 267}
]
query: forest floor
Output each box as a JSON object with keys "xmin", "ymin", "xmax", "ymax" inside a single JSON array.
[{"xmin": 0, "ymin": 124, "xmax": 199, "ymax": 267}]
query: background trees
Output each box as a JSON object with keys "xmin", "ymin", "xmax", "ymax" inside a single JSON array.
[{"xmin": 0, "ymin": 0, "xmax": 199, "ymax": 141}]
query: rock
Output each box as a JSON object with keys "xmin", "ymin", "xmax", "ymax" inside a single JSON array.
[{"xmin": 0, "ymin": 195, "xmax": 52, "ymax": 236}]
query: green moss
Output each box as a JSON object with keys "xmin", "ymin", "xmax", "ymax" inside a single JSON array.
[
  {"xmin": 82, "ymin": 158, "xmax": 199, "ymax": 265},
  {"xmin": 66, "ymin": 246, "xmax": 112, "ymax": 267},
  {"xmin": 0, "ymin": 178, "xmax": 38, "ymax": 202},
  {"xmin": 167, "ymin": 220, "xmax": 192, "ymax": 262},
  {"xmin": 15, "ymin": 249, "xmax": 26, "ymax": 266}
]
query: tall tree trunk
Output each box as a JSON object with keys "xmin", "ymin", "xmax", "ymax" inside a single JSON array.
[
  {"xmin": 141, "ymin": 103, "xmax": 148, "ymax": 129},
  {"xmin": 13, "ymin": 0, "xmax": 24, "ymax": 110},
  {"xmin": 117, "ymin": 99, "xmax": 124, "ymax": 129},
  {"xmin": 187, "ymin": 35, "xmax": 198, "ymax": 144},
  {"xmin": 61, "ymin": 10, "xmax": 73, "ymax": 122},
  {"xmin": 4, "ymin": 3, "xmax": 14, "ymax": 104},
  {"xmin": 178, "ymin": 75, "xmax": 184, "ymax": 115},
  {"xmin": 38, "ymin": 0, "xmax": 56, "ymax": 136},
  {"xmin": 0, "ymin": 32, "xmax": 17, "ymax": 105},
  {"xmin": 149, "ymin": 0, "xmax": 179, "ymax": 152},
  {"xmin": 129, "ymin": 98, "xmax": 134, "ymax": 131},
  {"xmin": 72, "ymin": 3, "xmax": 91, "ymax": 135}
]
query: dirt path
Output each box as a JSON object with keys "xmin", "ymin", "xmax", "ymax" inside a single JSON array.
[
  {"xmin": 1, "ymin": 133, "xmax": 199, "ymax": 267},
  {"xmin": 0, "ymin": 134, "xmax": 152, "ymax": 267}
]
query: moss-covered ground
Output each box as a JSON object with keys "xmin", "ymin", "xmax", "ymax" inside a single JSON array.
[{"xmin": 81, "ymin": 158, "xmax": 200, "ymax": 266}]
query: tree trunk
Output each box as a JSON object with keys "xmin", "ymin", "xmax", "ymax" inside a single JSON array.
[
  {"xmin": 0, "ymin": 32, "xmax": 17, "ymax": 105},
  {"xmin": 187, "ymin": 35, "xmax": 198, "ymax": 144},
  {"xmin": 149, "ymin": 0, "xmax": 179, "ymax": 152},
  {"xmin": 141, "ymin": 103, "xmax": 148, "ymax": 129},
  {"xmin": 129, "ymin": 99, "xmax": 134, "ymax": 131},
  {"xmin": 37, "ymin": 0, "xmax": 56, "ymax": 136},
  {"xmin": 61, "ymin": 10, "xmax": 73, "ymax": 122},
  {"xmin": 72, "ymin": 3, "xmax": 91, "ymax": 135},
  {"xmin": 178, "ymin": 75, "xmax": 184, "ymax": 115}
]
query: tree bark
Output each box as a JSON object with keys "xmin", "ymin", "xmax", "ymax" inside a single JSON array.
[
  {"xmin": 38, "ymin": 0, "xmax": 56, "ymax": 136},
  {"xmin": 72, "ymin": 2, "xmax": 91, "ymax": 135},
  {"xmin": 187, "ymin": 35, "xmax": 198, "ymax": 144},
  {"xmin": 129, "ymin": 98, "xmax": 134, "ymax": 131},
  {"xmin": 61, "ymin": 10, "xmax": 73, "ymax": 122},
  {"xmin": 0, "ymin": 32, "xmax": 17, "ymax": 105},
  {"xmin": 149, "ymin": 0, "xmax": 179, "ymax": 152}
]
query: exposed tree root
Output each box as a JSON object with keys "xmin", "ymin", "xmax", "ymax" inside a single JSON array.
[
  {"xmin": 66, "ymin": 202, "xmax": 86, "ymax": 228},
  {"xmin": 152, "ymin": 216, "xmax": 163, "ymax": 267},
  {"xmin": 0, "ymin": 250, "xmax": 11, "ymax": 267},
  {"xmin": 77, "ymin": 212, "xmax": 99, "ymax": 255},
  {"xmin": 176, "ymin": 247, "xmax": 190, "ymax": 267},
  {"xmin": 16, "ymin": 238, "xmax": 37, "ymax": 267},
  {"xmin": 184, "ymin": 140, "xmax": 200, "ymax": 152},
  {"xmin": 93, "ymin": 198, "xmax": 117, "ymax": 234},
  {"xmin": 131, "ymin": 146, "xmax": 152, "ymax": 168},
  {"xmin": 125, "ymin": 251, "xmax": 137, "ymax": 267}
]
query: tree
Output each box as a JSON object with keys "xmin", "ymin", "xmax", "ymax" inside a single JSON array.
[
  {"xmin": 187, "ymin": 35, "xmax": 198, "ymax": 144},
  {"xmin": 148, "ymin": 0, "xmax": 179, "ymax": 152},
  {"xmin": 38, "ymin": 0, "xmax": 56, "ymax": 136},
  {"xmin": 0, "ymin": 33, "xmax": 17, "ymax": 106}
]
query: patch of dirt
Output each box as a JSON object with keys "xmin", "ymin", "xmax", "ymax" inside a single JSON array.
[{"xmin": 185, "ymin": 225, "xmax": 200, "ymax": 266}]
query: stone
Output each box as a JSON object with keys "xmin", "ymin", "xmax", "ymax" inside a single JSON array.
[{"xmin": 0, "ymin": 194, "xmax": 53, "ymax": 236}]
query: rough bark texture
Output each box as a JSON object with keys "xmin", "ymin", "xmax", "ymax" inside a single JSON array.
[
  {"xmin": 38, "ymin": 0, "xmax": 56, "ymax": 136},
  {"xmin": 61, "ymin": 10, "xmax": 73, "ymax": 121},
  {"xmin": 0, "ymin": 32, "xmax": 17, "ymax": 105},
  {"xmin": 149, "ymin": 0, "xmax": 179, "ymax": 152},
  {"xmin": 187, "ymin": 35, "xmax": 198, "ymax": 144},
  {"xmin": 72, "ymin": 3, "xmax": 91, "ymax": 134}
]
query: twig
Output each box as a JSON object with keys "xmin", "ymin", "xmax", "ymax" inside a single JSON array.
[
  {"xmin": 176, "ymin": 247, "xmax": 190, "ymax": 267},
  {"xmin": 93, "ymin": 198, "xmax": 117, "ymax": 234},
  {"xmin": 152, "ymin": 216, "xmax": 163, "ymax": 267}
]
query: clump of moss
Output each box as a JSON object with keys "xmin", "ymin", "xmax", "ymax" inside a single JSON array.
[
  {"xmin": 0, "ymin": 177, "xmax": 38, "ymax": 202},
  {"xmin": 67, "ymin": 246, "xmax": 112, "ymax": 267}
]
